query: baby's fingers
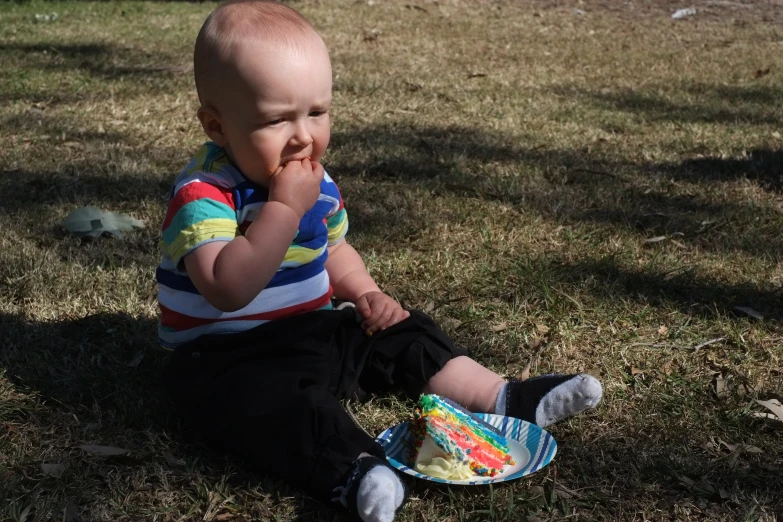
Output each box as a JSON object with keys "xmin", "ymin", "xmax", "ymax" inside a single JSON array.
[
  {"xmin": 311, "ymin": 160, "xmax": 325, "ymax": 181},
  {"xmin": 362, "ymin": 303, "xmax": 389, "ymax": 335},
  {"xmin": 378, "ymin": 307, "xmax": 407, "ymax": 332}
]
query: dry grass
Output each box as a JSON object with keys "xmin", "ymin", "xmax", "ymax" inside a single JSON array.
[{"xmin": 1, "ymin": 0, "xmax": 782, "ymax": 520}]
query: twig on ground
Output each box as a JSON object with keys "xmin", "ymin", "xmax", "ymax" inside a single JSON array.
[
  {"xmin": 629, "ymin": 337, "xmax": 726, "ymax": 351},
  {"xmin": 691, "ymin": 337, "xmax": 726, "ymax": 350}
]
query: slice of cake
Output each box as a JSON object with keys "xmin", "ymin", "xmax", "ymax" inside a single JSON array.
[{"xmin": 406, "ymin": 394, "xmax": 515, "ymax": 479}]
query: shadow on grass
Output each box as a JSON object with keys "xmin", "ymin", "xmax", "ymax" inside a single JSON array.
[
  {"xmin": 1, "ymin": 308, "xmax": 780, "ymax": 519},
  {"xmin": 0, "ymin": 41, "xmax": 190, "ymax": 79},
  {"xmin": 554, "ymin": 255, "xmax": 783, "ymax": 321},
  {"xmin": 555, "ymin": 428, "xmax": 783, "ymax": 518},
  {"xmin": 661, "ymin": 149, "xmax": 783, "ymax": 192},
  {"xmin": 0, "ymin": 41, "xmax": 190, "ymax": 103},
  {"xmin": 549, "ymin": 83, "xmax": 783, "ymax": 126},
  {"xmin": 491, "ymin": 252, "xmax": 783, "ymax": 323},
  {"xmin": 330, "ymin": 124, "xmax": 783, "ymax": 256},
  {"xmin": 0, "ymin": 312, "xmax": 344, "ymax": 522},
  {"xmin": 3, "ymin": 116, "xmax": 781, "ymax": 319}
]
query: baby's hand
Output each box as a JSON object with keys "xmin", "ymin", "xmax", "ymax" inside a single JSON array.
[
  {"xmin": 269, "ymin": 158, "xmax": 324, "ymax": 218},
  {"xmin": 355, "ymin": 291, "xmax": 410, "ymax": 335}
]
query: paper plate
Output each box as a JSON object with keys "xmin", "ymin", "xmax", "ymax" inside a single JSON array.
[{"xmin": 375, "ymin": 414, "xmax": 557, "ymax": 485}]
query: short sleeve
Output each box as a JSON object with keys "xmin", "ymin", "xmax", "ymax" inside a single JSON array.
[
  {"xmin": 161, "ymin": 180, "xmax": 239, "ymax": 264},
  {"xmin": 325, "ymin": 195, "xmax": 348, "ymax": 246}
]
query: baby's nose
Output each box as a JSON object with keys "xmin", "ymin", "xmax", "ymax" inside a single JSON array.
[{"xmin": 289, "ymin": 122, "xmax": 313, "ymax": 147}]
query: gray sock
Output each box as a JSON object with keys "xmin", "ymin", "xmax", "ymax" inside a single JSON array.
[{"xmin": 494, "ymin": 374, "xmax": 602, "ymax": 427}]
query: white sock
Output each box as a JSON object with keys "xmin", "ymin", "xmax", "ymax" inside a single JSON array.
[
  {"xmin": 495, "ymin": 374, "xmax": 602, "ymax": 427},
  {"xmin": 534, "ymin": 374, "xmax": 602, "ymax": 427},
  {"xmin": 356, "ymin": 465, "xmax": 405, "ymax": 522}
]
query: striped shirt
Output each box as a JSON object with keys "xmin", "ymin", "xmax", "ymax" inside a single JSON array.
[{"xmin": 156, "ymin": 142, "xmax": 348, "ymax": 348}]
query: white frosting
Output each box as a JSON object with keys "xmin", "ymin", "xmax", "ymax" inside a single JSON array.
[{"xmin": 414, "ymin": 436, "xmax": 474, "ymax": 480}]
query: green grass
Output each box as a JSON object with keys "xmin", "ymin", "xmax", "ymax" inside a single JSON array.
[{"xmin": 1, "ymin": 0, "xmax": 782, "ymax": 520}]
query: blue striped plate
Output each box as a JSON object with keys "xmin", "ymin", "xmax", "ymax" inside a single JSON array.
[{"xmin": 375, "ymin": 414, "xmax": 557, "ymax": 485}]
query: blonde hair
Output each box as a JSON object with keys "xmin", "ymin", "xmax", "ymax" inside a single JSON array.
[{"xmin": 194, "ymin": 0, "xmax": 320, "ymax": 106}]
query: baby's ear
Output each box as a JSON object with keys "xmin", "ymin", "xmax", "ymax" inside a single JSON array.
[{"xmin": 197, "ymin": 105, "xmax": 228, "ymax": 146}]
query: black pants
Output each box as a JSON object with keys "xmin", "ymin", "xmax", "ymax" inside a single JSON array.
[{"xmin": 163, "ymin": 308, "xmax": 466, "ymax": 502}]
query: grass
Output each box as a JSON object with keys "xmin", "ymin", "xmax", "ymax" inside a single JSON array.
[{"xmin": 1, "ymin": 0, "xmax": 782, "ymax": 520}]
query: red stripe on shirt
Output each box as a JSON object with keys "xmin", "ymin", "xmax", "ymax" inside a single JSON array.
[
  {"xmin": 162, "ymin": 182, "xmax": 236, "ymax": 230},
  {"xmin": 159, "ymin": 289, "xmax": 333, "ymax": 331}
]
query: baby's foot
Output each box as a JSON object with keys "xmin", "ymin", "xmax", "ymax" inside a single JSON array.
[
  {"xmin": 496, "ymin": 374, "xmax": 602, "ymax": 427},
  {"xmin": 332, "ymin": 455, "xmax": 406, "ymax": 522}
]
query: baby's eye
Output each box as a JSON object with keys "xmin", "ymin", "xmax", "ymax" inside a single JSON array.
[
  {"xmin": 263, "ymin": 118, "xmax": 284, "ymax": 126},
  {"xmin": 309, "ymin": 110, "xmax": 327, "ymax": 118}
]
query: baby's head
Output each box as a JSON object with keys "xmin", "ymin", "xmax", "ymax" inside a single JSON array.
[{"xmin": 194, "ymin": 0, "xmax": 332, "ymax": 187}]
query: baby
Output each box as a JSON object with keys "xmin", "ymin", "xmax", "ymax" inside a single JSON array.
[{"xmin": 157, "ymin": 2, "xmax": 603, "ymax": 521}]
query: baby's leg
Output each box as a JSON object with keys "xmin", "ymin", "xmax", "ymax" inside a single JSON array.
[
  {"xmin": 423, "ymin": 355, "xmax": 505, "ymax": 412},
  {"xmin": 425, "ymin": 356, "xmax": 602, "ymax": 427},
  {"xmin": 163, "ymin": 313, "xmax": 407, "ymax": 522},
  {"xmin": 357, "ymin": 310, "xmax": 601, "ymax": 427}
]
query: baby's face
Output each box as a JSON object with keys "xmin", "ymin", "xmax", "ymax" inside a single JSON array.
[{"xmin": 219, "ymin": 36, "xmax": 332, "ymax": 187}]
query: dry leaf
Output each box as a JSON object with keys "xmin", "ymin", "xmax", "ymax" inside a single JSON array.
[
  {"xmin": 733, "ymin": 306, "xmax": 764, "ymax": 320},
  {"xmin": 529, "ymin": 335, "xmax": 546, "ymax": 350},
  {"xmin": 751, "ymin": 412, "xmax": 782, "ymax": 422},
  {"xmin": 718, "ymin": 438, "xmax": 738, "ymax": 452},
  {"xmin": 704, "ymin": 439, "xmax": 720, "ymax": 453},
  {"xmin": 629, "ymin": 366, "xmax": 644, "ymax": 376},
  {"xmin": 754, "ymin": 399, "xmax": 783, "ymax": 422},
  {"xmin": 555, "ymin": 484, "xmax": 579, "ymax": 499},
  {"xmin": 658, "ymin": 325, "xmax": 669, "ymax": 335},
  {"xmin": 535, "ymin": 324, "xmax": 550, "ymax": 334},
  {"xmin": 41, "ymin": 463, "xmax": 65, "ymax": 478},
  {"xmin": 587, "ymin": 367, "xmax": 603, "ymax": 378},
  {"xmin": 423, "ymin": 301, "xmax": 435, "ymax": 314},
  {"xmin": 145, "ymin": 284, "xmax": 159, "ymax": 306},
  {"xmin": 127, "ymin": 351, "xmax": 144, "ymax": 368},
  {"xmin": 754, "ymin": 67, "xmax": 770, "ymax": 78},
  {"xmin": 64, "ymin": 502, "xmax": 79, "ymax": 522},
  {"xmin": 645, "ymin": 236, "xmax": 667, "ymax": 243},
  {"xmin": 660, "ymin": 360, "xmax": 674, "ymax": 375},
  {"xmin": 743, "ymin": 445, "xmax": 763, "ymax": 454},
  {"xmin": 715, "ymin": 374, "xmax": 729, "ymax": 397},
  {"xmin": 491, "ymin": 323, "xmax": 507, "ymax": 332},
  {"xmin": 79, "ymin": 445, "xmax": 129, "ymax": 456},
  {"xmin": 165, "ymin": 451, "xmax": 186, "ymax": 468},
  {"xmin": 677, "ymin": 474, "xmax": 695, "ymax": 486},
  {"xmin": 442, "ymin": 318, "xmax": 463, "ymax": 330}
]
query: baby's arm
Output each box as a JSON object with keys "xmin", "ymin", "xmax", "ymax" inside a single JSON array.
[
  {"xmin": 326, "ymin": 240, "xmax": 410, "ymax": 334},
  {"xmin": 185, "ymin": 159, "xmax": 324, "ymax": 312}
]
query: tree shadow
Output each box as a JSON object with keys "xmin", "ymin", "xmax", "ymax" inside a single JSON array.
[
  {"xmin": 0, "ymin": 41, "xmax": 190, "ymax": 103},
  {"xmin": 0, "ymin": 42, "xmax": 190, "ymax": 80},
  {"xmin": 658, "ymin": 149, "xmax": 783, "ymax": 192},
  {"xmin": 330, "ymin": 124, "xmax": 783, "ymax": 257},
  {"xmin": 547, "ymin": 254, "xmax": 783, "ymax": 321},
  {"xmin": 549, "ymin": 83, "xmax": 783, "ymax": 126},
  {"xmin": 553, "ymin": 421, "xmax": 783, "ymax": 519},
  {"xmin": 0, "ymin": 311, "xmax": 347, "ymax": 521}
]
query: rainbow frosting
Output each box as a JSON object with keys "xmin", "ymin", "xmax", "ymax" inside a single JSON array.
[{"xmin": 406, "ymin": 394, "xmax": 515, "ymax": 479}]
